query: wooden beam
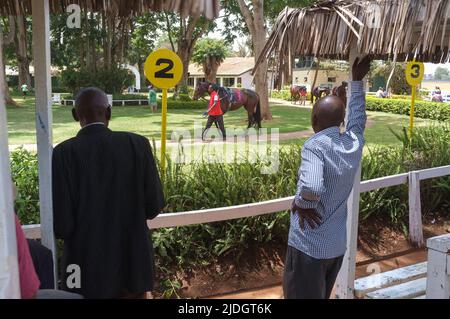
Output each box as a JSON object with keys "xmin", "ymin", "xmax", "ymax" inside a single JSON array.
[
  {"xmin": 0, "ymin": 26, "xmax": 21, "ymax": 298},
  {"xmin": 335, "ymin": 43, "xmax": 364, "ymax": 299},
  {"xmin": 408, "ymin": 171, "xmax": 424, "ymax": 247},
  {"xmin": 31, "ymin": 0, "xmax": 57, "ymax": 285}
]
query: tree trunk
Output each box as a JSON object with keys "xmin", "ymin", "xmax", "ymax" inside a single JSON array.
[
  {"xmin": 237, "ymin": 0, "xmax": 272, "ymax": 120},
  {"xmin": 1, "ymin": 19, "xmax": 17, "ymax": 106},
  {"xmin": 204, "ymin": 57, "xmax": 220, "ymax": 83},
  {"xmin": 14, "ymin": 15, "xmax": 31, "ymax": 89}
]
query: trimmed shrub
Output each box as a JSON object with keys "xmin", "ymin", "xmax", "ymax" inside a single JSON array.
[{"xmin": 366, "ymin": 97, "xmax": 450, "ymax": 121}]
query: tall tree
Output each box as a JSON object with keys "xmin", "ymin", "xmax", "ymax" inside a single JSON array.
[
  {"xmin": 224, "ymin": 0, "xmax": 315, "ymax": 120},
  {"xmin": 192, "ymin": 38, "xmax": 229, "ymax": 83},
  {"xmin": 0, "ymin": 18, "xmax": 17, "ymax": 106},
  {"xmin": 12, "ymin": 15, "xmax": 31, "ymax": 88},
  {"xmin": 162, "ymin": 13, "xmax": 216, "ymax": 88}
]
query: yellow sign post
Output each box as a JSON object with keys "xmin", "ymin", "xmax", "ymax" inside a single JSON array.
[
  {"xmin": 405, "ymin": 61, "xmax": 424, "ymax": 140},
  {"xmin": 144, "ymin": 48, "xmax": 183, "ymax": 176}
]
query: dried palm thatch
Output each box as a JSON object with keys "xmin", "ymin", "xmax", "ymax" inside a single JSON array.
[
  {"xmin": 0, "ymin": 0, "xmax": 220, "ymax": 19},
  {"xmin": 255, "ymin": 0, "xmax": 450, "ymax": 74}
]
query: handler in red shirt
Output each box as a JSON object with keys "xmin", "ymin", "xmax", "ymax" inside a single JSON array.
[{"xmin": 202, "ymin": 84, "xmax": 226, "ymax": 141}]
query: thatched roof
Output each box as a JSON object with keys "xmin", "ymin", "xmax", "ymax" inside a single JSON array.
[
  {"xmin": 255, "ymin": 0, "xmax": 450, "ymax": 74},
  {"xmin": 0, "ymin": 0, "xmax": 220, "ymax": 19}
]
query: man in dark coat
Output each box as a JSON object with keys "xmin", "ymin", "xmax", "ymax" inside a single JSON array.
[{"xmin": 52, "ymin": 87, "xmax": 164, "ymax": 299}]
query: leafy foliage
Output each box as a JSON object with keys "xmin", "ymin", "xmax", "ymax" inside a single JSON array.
[
  {"xmin": 61, "ymin": 66, "xmax": 134, "ymax": 94},
  {"xmin": 366, "ymin": 97, "xmax": 450, "ymax": 121}
]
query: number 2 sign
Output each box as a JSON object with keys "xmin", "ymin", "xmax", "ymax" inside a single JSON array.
[
  {"xmin": 144, "ymin": 49, "xmax": 183, "ymax": 176},
  {"xmin": 144, "ymin": 49, "xmax": 183, "ymax": 89}
]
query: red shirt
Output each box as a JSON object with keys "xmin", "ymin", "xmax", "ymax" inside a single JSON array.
[
  {"xmin": 15, "ymin": 215, "xmax": 40, "ymax": 298},
  {"xmin": 208, "ymin": 91, "xmax": 223, "ymax": 116}
]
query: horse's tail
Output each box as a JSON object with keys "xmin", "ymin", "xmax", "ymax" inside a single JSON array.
[{"xmin": 254, "ymin": 99, "xmax": 262, "ymax": 129}]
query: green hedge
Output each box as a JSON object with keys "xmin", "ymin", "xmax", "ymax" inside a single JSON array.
[
  {"xmin": 366, "ymin": 97, "xmax": 450, "ymax": 121},
  {"xmin": 158, "ymin": 99, "xmax": 205, "ymax": 110},
  {"xmin": 270, "ymin": 89, "xmax": 312, "ymax": 101}
]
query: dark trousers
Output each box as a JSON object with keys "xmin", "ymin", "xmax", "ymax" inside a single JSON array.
[
  {"xmin": 203, "ymin": 115, "xmax": 226, "ymax": 141},
  {"xmin": 283, "ymin": 246, "xmax": 343, "ymax": 299}
]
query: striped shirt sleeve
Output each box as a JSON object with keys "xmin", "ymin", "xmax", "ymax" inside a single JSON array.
[{"xmin": 294, "ymin": 146, "xmax": 325, "ymax": 209}]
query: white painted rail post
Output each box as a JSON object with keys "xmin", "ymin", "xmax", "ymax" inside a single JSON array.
[
  {"xmin": 335, "ymin": 43, "xmax": 364, "ymax": 299},
  {"xmin": 426, "ymin": 234, "xmax": 450, "ymax": 299},
  {"xmin": 408, "ymin": 171, "xmax": 424, "ymax": 247},
  {"xmin": 32, "ymin": 0, "xmax": 57, "ymax": 286},
  {"xmin": 0, "ymin": 27, "xmax": 21, "ymax": 299}
]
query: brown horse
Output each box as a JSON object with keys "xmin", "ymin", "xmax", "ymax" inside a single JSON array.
[
  {"xmin": 290, "ymin": 85, "xmax": 307, "ymax": 105},
  {"xmin": 311, "ymin": 86, "xmax": 331, "ymax": 104},
  {"xmin": 193, "ymin": 82, "xmax": 262, "ymax": 129},
  {"xmin": 332, "ymin": 81, "xmax": 348, "ymax": 105}
]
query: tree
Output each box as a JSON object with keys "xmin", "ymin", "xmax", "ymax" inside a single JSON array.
[
  {"xmin": 162, "ymin": 13, "xmax": 216, "ymax": 88},
  {"xmin": 192, "ymin": 38, "xmax": 229, "ymax": 83},
  {"xmin": 223, "ymin": 0, "xmax": 315, "ymax": 120},
  {"xmin": 434, "ymin": 66, "xmax": 449, "ymax": 80},
  {"xmin": 371, "ymin": 61, "xmax": 410, "ymax": 95},
  {"xmin": 0, "ymin": 19, "xmax": 17, "ymax": 106}
]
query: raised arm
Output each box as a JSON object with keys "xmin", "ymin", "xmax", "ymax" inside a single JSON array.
[
  {"xmin": 345, "ymin": 81, "xmax": 367, "ymax": 137},
  {"xmin": 346, "ymin": 56, "xmax": 371, "ymax": 137}
]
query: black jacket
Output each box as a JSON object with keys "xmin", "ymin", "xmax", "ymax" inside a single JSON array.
[{"xmin": 52, "ymin": 124, "xmax": 164, "ymax": 298}]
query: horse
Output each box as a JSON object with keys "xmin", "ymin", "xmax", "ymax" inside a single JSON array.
[
  {"xmin": 311, "ymin": 86, "xmax": 331, "ymax": 104},
  {"xmin": 332, "ymin": 81, "xmax": 348, "ymax": 105},
  {"xmin": 193, "ymin": 81, "xmax": 262, "ymax": 129},
  {"xmin": 290, "ymin": 85, "xmax": 307, "ymax": 105}
]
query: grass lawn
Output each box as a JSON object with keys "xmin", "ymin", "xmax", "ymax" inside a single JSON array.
[
  {"xmin": 6, "ymin": 97, "xmax": 311, "ymax": 145},
  {"xmin": 6, "ymin": 96, "xmax": 442, "ymax": 148}
]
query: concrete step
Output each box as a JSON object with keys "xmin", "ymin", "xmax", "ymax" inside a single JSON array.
[
  {"xmin": 354, "ymin": 261, "xmax": 427, "ymax": 298},
  {"xmin": 365, "ymin": 277, "xmax": 427, "ymax": 299}
]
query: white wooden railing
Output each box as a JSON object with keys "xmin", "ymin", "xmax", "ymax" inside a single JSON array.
[{"xmin": 23, "ymin": 165, "xmax": 450, "ymax": 244}]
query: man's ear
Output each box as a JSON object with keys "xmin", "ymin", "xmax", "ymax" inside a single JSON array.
[
  {"xmin": 106, "ymin": 106, "xmax": 112, "ymax": 121},
  {"xmin": 72, "ymin": 108, "xmax": 79, "ymax": 122}
]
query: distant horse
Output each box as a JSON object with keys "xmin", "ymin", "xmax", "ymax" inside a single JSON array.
[
  {"xmin": 193, "ymin": 82, "xmax": 262, "ymax": 129},
  {"xmin": 332, "ymin": 81, "xmax": 348, "ymax": 105},
  {"xmin": 311, "ymin": 86, "xmax": 331, "ymax": 104},
  {"xmin": 290, "ymin": 85, "xmax": 307, "ymax": 105}
]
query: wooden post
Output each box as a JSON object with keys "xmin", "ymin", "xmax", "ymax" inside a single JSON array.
[
  {"xmin": 426, "ymin": 234, "xmax": 450, "ymax": 299},
  {"xmin": 0, "ymin": 27, "xmax": 21, "ymax": 299},
  {"xmin": 32, "ymin": 0, "xmax": 57, "ymax": 285},
  {"xmin": 335, "ymin": 43, "xmax": 364, "ymax": 299},
  {"xmin": 408, "ymin": 171, "xmax": 424, "ymax": 247}
]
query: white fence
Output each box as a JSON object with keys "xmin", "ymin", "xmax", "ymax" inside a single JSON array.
[
  {"xmin": 22, "ymin": 165, "xmax": 450, "ymax": 297},
  {"xmin": 24, "ymin": 165, "xmax": 450, "ymax": 239}
]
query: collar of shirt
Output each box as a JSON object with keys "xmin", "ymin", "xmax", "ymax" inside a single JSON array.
[
  {"xmin": 306, "ymin": 126, "xmax": 340, "ymax": 143},
  {"xmin": 81, "ymin": 122, "xmax": 105, "ymax": 129}
]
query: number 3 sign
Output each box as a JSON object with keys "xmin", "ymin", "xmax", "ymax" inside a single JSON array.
[
  {"xmin": 144, "ymin": 49, "xmax": 183, "ymax": 89},
  {"xmin": 405, "ymin": 61, "xmax": 424, "ymax": 140},
  {"xmin": 405, "ymin": 61, "xmax": 424, "ymax": 86}
]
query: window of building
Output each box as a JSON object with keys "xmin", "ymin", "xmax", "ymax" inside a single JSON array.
[
  {"xmin": 223, "ymin": 77, "xmax": 235, "ymax": 87},
  {"xmin": 187, "ymin": 77, "xmax": 194, "ymax": 86},
  {"xmin": 327, "ymin": 77, "xmax": 336, "ymax": 83}
]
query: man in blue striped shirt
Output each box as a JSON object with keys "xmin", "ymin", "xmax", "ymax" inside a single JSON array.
[{"xmin": 283, "ymin": 56, "xmax": 371, "ymax": 299}]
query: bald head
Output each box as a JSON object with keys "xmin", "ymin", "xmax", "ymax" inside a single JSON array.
[
  {"xmin": 73, "ymin": 87, "xmax": 111, "ymax": 127},
  {"xmin": 311, "ymin": 96, "xmax": 345, "ymax": 133}
]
